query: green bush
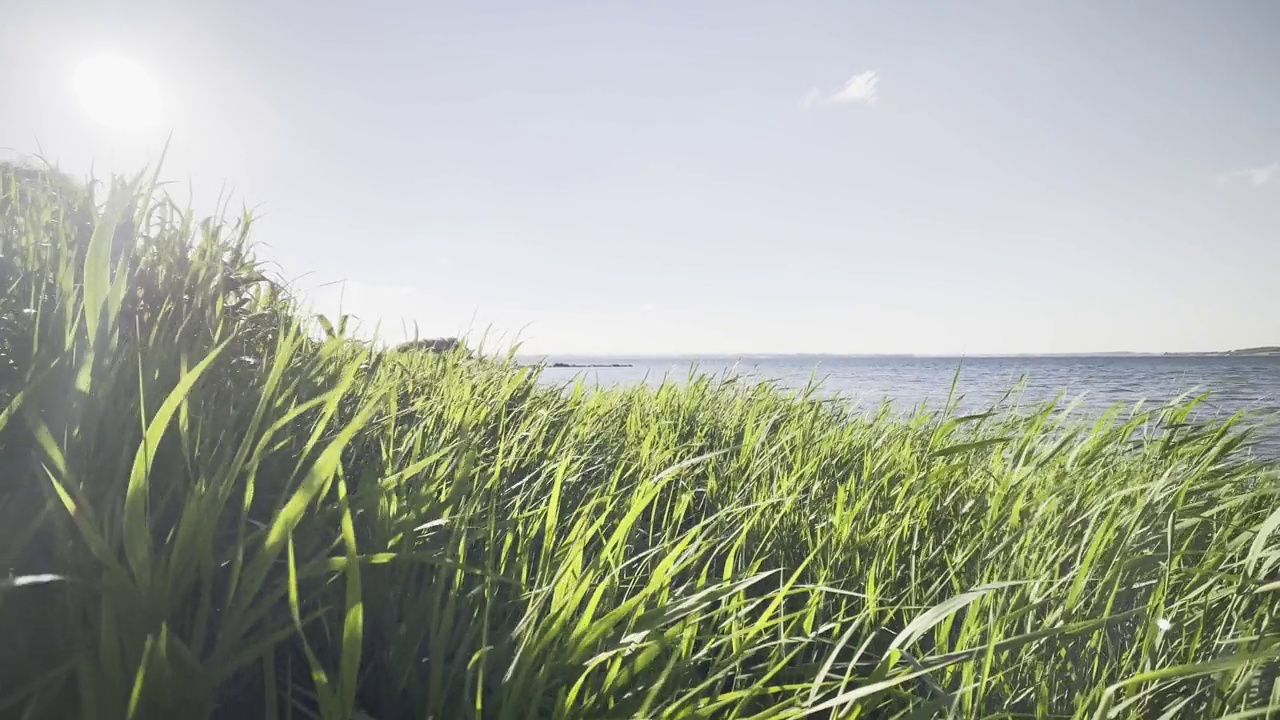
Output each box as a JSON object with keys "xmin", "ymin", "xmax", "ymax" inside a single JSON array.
[{"xmin": 1, "ymin": 162, "xmax": 1277, "ymax": 719}]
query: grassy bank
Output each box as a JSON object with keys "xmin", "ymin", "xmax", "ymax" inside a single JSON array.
[{"xmin": 1, "ymin": 164, "xmax": 1278, "ymax": 719}]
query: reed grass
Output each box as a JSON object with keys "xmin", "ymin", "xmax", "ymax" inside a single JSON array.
[{"xmin": 1, "ymin": 162, "xmax": 1278, "ymax": 718}]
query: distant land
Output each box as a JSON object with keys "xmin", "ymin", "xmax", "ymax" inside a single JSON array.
[
  {"xmin": 1164, "ymin": 346, "xmax": 1280, "ymax": 357},
  {"xmin": 531, "ymin": 347, "xmax": 1280, "ymax": 361}
]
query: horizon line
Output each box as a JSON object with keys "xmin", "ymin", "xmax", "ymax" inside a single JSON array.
[{"xmin": 518, "ymin": 348, "xmax": 1279, "ymax": 360}]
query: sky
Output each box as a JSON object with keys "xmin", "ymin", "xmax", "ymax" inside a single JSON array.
[{"xmin": 2, "ymin": 1, "xmax": 1278, "ymax": 355}]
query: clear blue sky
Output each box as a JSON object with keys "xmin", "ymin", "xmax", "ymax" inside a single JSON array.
[{"xmin": 3, "ymin": 1, "xmax": 1278, "ymax": 354}]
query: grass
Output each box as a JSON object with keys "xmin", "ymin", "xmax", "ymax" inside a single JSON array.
[{"xmin": 1, "ymin": 161, "xmax": 1278, "ymax": 719}]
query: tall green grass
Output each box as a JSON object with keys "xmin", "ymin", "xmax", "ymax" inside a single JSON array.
[{"xmin": 1, "ymin": 162, "xmax": 1278, "ymax": 719}]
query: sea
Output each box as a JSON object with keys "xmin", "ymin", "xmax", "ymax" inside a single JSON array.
[{"xmin": 535, "ymin": 355, "xmax": 1280, "ymax": 460}]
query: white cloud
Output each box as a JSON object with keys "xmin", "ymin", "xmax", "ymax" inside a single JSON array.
[
  {"xmin": 830, "ymin": 70, "xmax": 880, "ymax": 105},
  {"xmin": 640, "ymin": 304, "xmax": 656, "ymax": 313},
  {"xmin": 801, "ymin": 70, "xmax": 880, "ymax": 110},
  {"xmin": 1217, "ymin": 162, "xmax": 1280, "ymax": 187}
]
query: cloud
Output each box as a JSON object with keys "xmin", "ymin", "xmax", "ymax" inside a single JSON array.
[
  {"xmin": 1217, "ymin": 162, "xmax": 1280, "ymax": 187},
  {"xmin": 801, "ymin": 70, "xmax": 880, "ymax": 110},
  {"xmin": 830, "ymin": 70, "xmax": 880, "ymax": 104},
  {"xmin": 640, "ymin": 304, "xmax": 656, "ymax": 313}
]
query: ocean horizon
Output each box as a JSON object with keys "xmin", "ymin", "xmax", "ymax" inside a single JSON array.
[{"xmin": 533, "ymin": 354, "xmax": 1280, "ymax": 457}]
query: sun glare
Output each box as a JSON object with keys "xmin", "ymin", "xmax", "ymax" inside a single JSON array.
[{"xmin": 74, "ymin": 55, "xmax": 163, "ymax": 131}]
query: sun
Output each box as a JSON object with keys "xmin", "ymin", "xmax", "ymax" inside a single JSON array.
[{"xmin": 74, "ymin": 55, "xmax": 163, "ymax": 131}]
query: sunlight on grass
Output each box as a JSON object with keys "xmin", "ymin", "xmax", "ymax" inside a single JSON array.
[{"xmin": 1, "ymin": 161, "xmax": 1277, "ymax": 718}]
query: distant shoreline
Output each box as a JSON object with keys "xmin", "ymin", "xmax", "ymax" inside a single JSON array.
[
  {"xmin": 1161, "ymin": 349, "xmax": 1280, "ymax": 357},
  {"xmin": 530, "ymin": 347, "xmax": 1280, "ymax": 362}
]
